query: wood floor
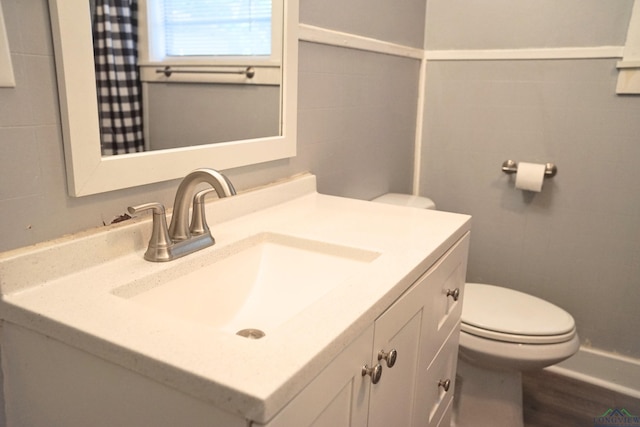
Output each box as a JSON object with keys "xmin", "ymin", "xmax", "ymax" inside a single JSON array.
[{"xmin": 522, "ymin": 369, "xmax": 640, "ymax": 427}]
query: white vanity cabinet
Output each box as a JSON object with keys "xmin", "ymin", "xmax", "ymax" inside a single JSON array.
[
  {"xmin": 0, "ymin": 177, "xmax": 472, "ymax": 427},
  {"xmin": 259, "ymin": 233, "xmax": 469, "ymax": 427}
]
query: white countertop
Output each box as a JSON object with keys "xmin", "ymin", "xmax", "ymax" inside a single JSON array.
[{"xmin": 0, "ymin": 174, "xmax": 471, "ymax": 423}]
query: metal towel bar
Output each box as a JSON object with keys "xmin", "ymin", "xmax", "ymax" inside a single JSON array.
[{"xmin": 156, "ymin": 66, "xmax": 255, "ymax": 79}]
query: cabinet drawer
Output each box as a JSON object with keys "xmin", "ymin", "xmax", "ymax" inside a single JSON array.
[
  {"xmin": 421, "ymin": 233, "xmax": 469, "ymax": 363},
  {"xmin": 416, "ymin": 324, "xmax": 460, "ymax": 427}
]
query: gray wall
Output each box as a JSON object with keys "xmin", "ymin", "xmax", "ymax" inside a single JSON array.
[
  {"xmin": 421, "ymin": 1, "xmax": 640, "ymax": 358},
  {"xmin": 302, "ymin": 0, "xmax": 426, "ymax": 48},
  {"xmin": 0, "ymin": 0, "xmax": 418, "ymax": 253},
  {"xmin": 425, "ymin": 0, "xmax": 632, "ymax": 49},
  {"xmin": 146, "ymin": 83, "xmax": 280, "ymax": 150}
]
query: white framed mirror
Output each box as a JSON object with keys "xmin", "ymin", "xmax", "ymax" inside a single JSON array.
[{"xmin": 48, "ymin": 0, "xmax": 298, "ymax": 197}]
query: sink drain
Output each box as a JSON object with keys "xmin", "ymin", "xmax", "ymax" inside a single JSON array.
[{"xmin": 236, "ymin": 328, "xmax": 266, "ymax": 339}]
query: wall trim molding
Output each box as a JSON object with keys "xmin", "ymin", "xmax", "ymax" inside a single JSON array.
[
  {"xmin": 0, "ymin": 1, "xmax": 15, "ymax": 87},
  {"xmin": 547, "ymin": 346, "xmax": 640, "ymax": 400},
  {"xmin": 426, "ymin": 46, "xmax": 624, "ymax": 61},
  {"xmin": 616, "ymin": 0, "xmax": 640, "ymax": 94},
  {"xmin": 298, "ymin": 24, "xmax": 624, "ymax": 62},
  {"xmin": 298, "ymin": 24, "xmax": 424, "ymax": 59},
  {"xmin": 413, "ymin": 58, "xmax": 427, "ymax": 196}
]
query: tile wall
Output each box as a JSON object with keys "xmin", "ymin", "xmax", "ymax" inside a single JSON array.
[{"xmin": 420, "ymin": 58, "xmax": 640, "ymax": 358}]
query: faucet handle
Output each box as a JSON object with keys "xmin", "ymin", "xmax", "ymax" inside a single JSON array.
[{"xmin": 128, "ymin": 203, "xmax": 173, "ymax": 262}]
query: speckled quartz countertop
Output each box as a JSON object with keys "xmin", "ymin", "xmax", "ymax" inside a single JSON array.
[{"xmin": 0, "ymin": 174, "xmax": 471, "ymax": 423}]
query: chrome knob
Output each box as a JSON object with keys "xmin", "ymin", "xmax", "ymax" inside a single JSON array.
[
  {"xmin": 438, "ymin": 378, "xmax": 451, "ymax": 392},
  {"xmin": 362, "ymin": 364, "xmax": 383, "ymax": 384},
  {"xmin": 378, "ymin": 349, "xmax": 398, "ymax": 368},
  {"xmin": 446, "ymin": 288, "xmax": 460, "ymax": 301}
]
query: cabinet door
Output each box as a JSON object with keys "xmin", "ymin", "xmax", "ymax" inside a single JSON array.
[
  {"xmin": 368, "ymin": 274, "xmax": 429, "ymax": 427},
  {"xmin": 259, "ymin": 325, "xmax": 373, "ymax": 427},
  {"xmin": 368, "ymin": 232, "xmax": 469, "ymax": 427}
]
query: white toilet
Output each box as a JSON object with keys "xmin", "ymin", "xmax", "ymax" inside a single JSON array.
[
  {"xmin": 372, "ymin": 193, "xmax": 579, "ymax": 427},
  {"xmin": 454, "ymin": 283, "xmax": 579, "ymax": 427}
]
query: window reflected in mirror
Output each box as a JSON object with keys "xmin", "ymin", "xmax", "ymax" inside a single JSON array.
[{"xmin": 90, "ymin": 0, "xmax": 281, "ymax": 156}]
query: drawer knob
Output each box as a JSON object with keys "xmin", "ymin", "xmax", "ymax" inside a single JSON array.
[
  {"xmin": 378, "ymin": 348, "xmax": 398, "ymax": 368},
  {"xmin": 446, "ymin": 288, "xmax": 460, "ymax": 301},
  {"xmin": 438, "ymin": 378, "xmax": 451, "ymax": 392},
  {"xmin": 362, "ymin": 364, "xmax": 383, "ymax": 384}
]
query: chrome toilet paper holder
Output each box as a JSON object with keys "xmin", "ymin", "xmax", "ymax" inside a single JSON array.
[{"xmin": 501, "ymin": 160, "xmax": 557, "ymax": 178}]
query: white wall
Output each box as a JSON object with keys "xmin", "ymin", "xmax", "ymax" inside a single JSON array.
[{"xmin": 421, "ymin": 1, "xmax": 640, "ymax": 359}]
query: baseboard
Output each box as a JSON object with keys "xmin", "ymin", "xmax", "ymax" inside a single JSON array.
[
  {"xmin": 546, "ymin": 346, "xmax": 640, "ymax": 400},
  {"xmin": 523, "ymin": 347, "xmax": 640, "ymax": 427}
]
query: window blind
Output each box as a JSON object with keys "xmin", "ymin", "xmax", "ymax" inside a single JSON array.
[{"xmin": 162, "ymin": 0, "xmax": 272, "ymax": 57}]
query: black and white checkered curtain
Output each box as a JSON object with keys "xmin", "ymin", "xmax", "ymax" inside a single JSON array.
[{"xmin": 93, "ymin": 0, "xmax": 144, "ymax": 155}]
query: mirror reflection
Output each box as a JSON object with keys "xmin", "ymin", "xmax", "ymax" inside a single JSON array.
[
  {"xmin": 90, "ymin": 0, "xmax": 281, "ymax": 156},
  {"xmin": 49, "ymin": 0, "xmax": 297, "ymax": 196}
]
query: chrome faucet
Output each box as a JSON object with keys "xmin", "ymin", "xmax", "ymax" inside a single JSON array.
[{"xmin": 128, "ymin": 168, "xmax": 236, "ymax": 262}]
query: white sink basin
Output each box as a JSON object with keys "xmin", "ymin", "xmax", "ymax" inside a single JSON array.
[{"xmin": 114, "ymin": 233, "xmax": 379, "ymax": 337}]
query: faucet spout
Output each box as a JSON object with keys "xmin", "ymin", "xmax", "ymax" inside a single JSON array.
[
  {"xmin": 129, "ymin": 168, "xmax": 236, "ymax": 262},
  {"xmin": 168, "ymin": 168, "xmax": 236, "ymax": 242}
]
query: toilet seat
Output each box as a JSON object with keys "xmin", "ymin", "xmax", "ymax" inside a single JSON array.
[
  {"xmin": 461, "ymin": 323, "xmax": 577, "ymax": 344},
  {"xmin": 461, "ymin": 283, "xmax": 577, "ymax": 345}
]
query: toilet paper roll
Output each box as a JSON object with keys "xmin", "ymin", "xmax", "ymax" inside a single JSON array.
[{"xmin": 515, "ymin": 162, "xmax": 546, "ymax": 192}]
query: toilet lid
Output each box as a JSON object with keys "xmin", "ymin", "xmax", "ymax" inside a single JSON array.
[{"xmin": 461, "ymin": 283, "xmax": 576, "ymax": 344}]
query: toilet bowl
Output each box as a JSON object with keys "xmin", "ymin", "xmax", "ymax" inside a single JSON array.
[
  {"xmin": 372, "ymin": 193, "xmax": 580, "ymax": 427},
  {"xmin": 454, "ymin": 283, "xmax": 579, "ymax": 427}
]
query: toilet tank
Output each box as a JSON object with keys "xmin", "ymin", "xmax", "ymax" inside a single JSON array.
[{"xmin": 372, "ymin": 193, "xmax": 436, "ymax": 210}]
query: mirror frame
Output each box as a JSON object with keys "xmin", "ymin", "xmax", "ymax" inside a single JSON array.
[{"xmin": 48, "ymin": 0, "xmax": 298, "ymax": 197}]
